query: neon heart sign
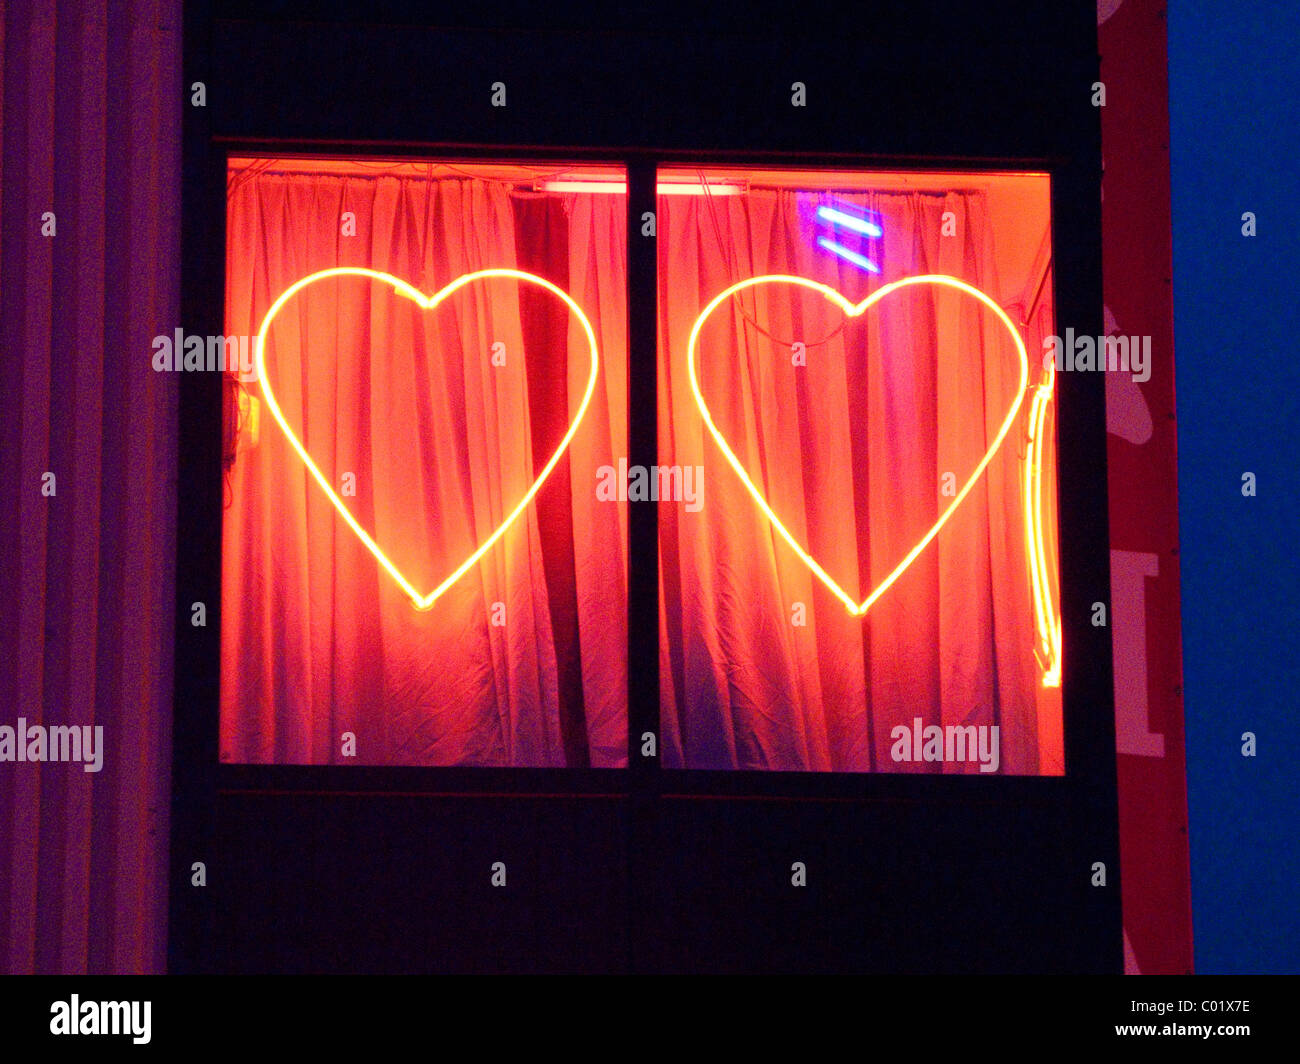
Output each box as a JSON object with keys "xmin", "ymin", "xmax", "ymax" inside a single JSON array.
[
  {"xmin": 687, "ymin": 273, "xmax": 1030, "ymax": 617},
  {"xmin": 255, "ymin": 266, "xmax": 600, "ymax": 611}
]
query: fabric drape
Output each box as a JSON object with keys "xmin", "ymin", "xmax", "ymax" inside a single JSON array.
[
  {"xmin": 0, "ymin": 0, "xmax": 178, "ymax": 973},
  {"xmin": 221, "ymin": 172, "xmax": 627, "ymax": 767},
  {"xmin": 658, "ymin": 188, "xmax": 1061, "ymax": 773}
]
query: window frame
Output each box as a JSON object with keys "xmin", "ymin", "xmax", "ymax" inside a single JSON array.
[{"xmin": 177, "ymin": 142, "xmax": 1100, "ymax": 803}]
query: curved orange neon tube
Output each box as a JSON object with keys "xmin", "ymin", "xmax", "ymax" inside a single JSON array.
[
  {"xmin": 687, "ymin": 274, "xmax": 1030, "ymax": 617},
  {"xmin": 1024, "ymin": 362, "xmax": 1061, "ymax": 686},
  {"xmin": 255, "ymin": 267, "xmax": 600, "ymax": 611}
]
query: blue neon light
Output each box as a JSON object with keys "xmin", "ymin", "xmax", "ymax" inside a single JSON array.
[
  {"xmin": 816, "ymin": 204, "xmax": 883, "ymax": 238},
  {"xmin": 816, "ymin": 236, "xmax": 881, "ymax": 274}
]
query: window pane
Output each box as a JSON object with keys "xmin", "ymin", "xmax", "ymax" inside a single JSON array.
[
  {"xmin": 220, "ymin": 158, "xmax": 628, "ymax": 767},
  {"xmin": 656, "ymin": 166, "xmax": 1061, "ymax": 775}
]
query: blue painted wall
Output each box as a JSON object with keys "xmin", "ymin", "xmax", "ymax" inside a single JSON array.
[{"xmin": 1169, "ymin": 0, "xmax": 1300, "ymax": 974}]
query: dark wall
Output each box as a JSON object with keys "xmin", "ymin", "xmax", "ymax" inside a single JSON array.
[{"xmin": 174, "ymin": 0, "xmax": 1119, "ymax": 973}]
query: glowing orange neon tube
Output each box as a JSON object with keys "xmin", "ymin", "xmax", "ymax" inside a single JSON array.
[
  {"xmin": 1024, "ymin": 362, "xmax": 1061, "ymax": 686},
  {"xmin": 687, "ymin": 273, "xmax": 1030, "ymax": 617},
  {"xmin": 255, "ymin": 267, "xmax": 600, "ymax": 611}
]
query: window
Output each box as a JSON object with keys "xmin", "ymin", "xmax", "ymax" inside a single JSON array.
[
  {"xmin": 219, "ymin": 157, "xmax": 628, "ymax": 767},
  {"xmin": 218, "ymin": 158, "xmax": 1060, "ymax": 776},
  {"xmin": 656, "ymin": 166, "xmax": 1061, "ymax": 774}
]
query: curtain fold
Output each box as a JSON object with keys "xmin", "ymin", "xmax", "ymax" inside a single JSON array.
[
  {"xmin": 563, "ymin": 192, "xmax": 629, "ymax": 767},
  {"xmin": 0, "ymin": 0, "xmax": 179, "ymax": 973},
  {"xmin": 221, "ymin": 171, "xmax": 627, "ymax": 767},
  {"xmin": 659, "ymin": 187, "xmax": 1060, "ymax": 773}
]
